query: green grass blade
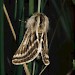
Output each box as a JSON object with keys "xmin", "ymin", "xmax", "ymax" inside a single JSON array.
[
  {"xmin": 15, "ymin": 0, "xmax": 24, "ymax": 75},
  {"xmin": 14, "ymin": 0, "xmax": 17, "ymax": 19},
  {"xmin": 29, "ymin": 0, "xmax": 34, "ymax": 16},
  {"xmin": 19, "ymin": 8, "xmax": 25, "ymax": 43},
  {"xmin": 28, "ymin": 0, "xmax": 34, "ymax": 75},
  {"xmin": 17, "ymin": 0, "xmax": 24, "ymax": 19},
  {"xmin": 0, "ymin": 0, "xmax": 5, "ymax": 75}
]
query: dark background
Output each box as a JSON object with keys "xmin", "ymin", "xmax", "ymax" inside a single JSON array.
[{"xmin": 3, "ymin": 0, "xmax": 74, "ymax": 75}]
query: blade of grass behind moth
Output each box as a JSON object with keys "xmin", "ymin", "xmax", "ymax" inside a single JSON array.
[
  {"xmin": 16, "ymin": 0, "xmax": 24, "ymax": 75},
  {"xmin": 32, "ymin": 61, "xmax": 36, "ymax": 75},
  {"xmin": 19, "ymin": 8, "xmax": 25, "ymax": 42},
  {"xmin": 14, "ymin": 0, "xmax": 17, "ymax": 19},
  {"xmin": 28, "ymin": 0, "xmax": 34, "ymax": 75},
  {"xmin": 3, "ymin": 4, "xmax": 16, "ymax": 40},
  {"xmin": 17, "ymin": 0, "xmax": 24, "ymax": 19},
  {"xmin": 0, "ymin": 0, "xmax": 5, "ymax": 75},
  {"xmin": 29, "ymin": 0, "xmax": 34, "ymax": 16}
]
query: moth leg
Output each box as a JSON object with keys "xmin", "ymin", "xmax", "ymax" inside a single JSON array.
[{"xmin": 41, "ymin": 32, "xmax": 50, "ymax": 66}]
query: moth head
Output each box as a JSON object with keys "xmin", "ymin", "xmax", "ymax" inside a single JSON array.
[{"xmin": 26, "ymin": 13, "xmax": 49, "ymax": 32}]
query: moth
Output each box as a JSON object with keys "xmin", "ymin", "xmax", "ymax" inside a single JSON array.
[{"xmin": 12, "ymin": 13, "xmax": 50, "ymax": 66}]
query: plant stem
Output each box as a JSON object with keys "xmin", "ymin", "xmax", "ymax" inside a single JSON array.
[
  {"xmin": 32, "ymin": 61, "xmax": 36, "ymax": 75},
  {"xmin": 29, "ymin": 0, "xmax": 34, "ymax": 16},
  {"xmin": 39, "ymin": 65, "xmax": 47, "ymax": 75},
  {"xmin": 38, "ymin": 0, "xmax": 41, "ymax": 13},
  {"xmin": 14, "ymin": 0, "xmax": 17, "ymax": 19},
  {"xmin": 3, "ymin": 4, "xmax": 16, "ymax": 40},
  {"xmin": 23, "ymin": 64, "xmax": 30, "ymax": 75}
]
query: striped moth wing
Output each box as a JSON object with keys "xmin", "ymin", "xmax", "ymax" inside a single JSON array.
[
  {"xmin": 12, "ymin": 28, "xmax": 40, "ymax": 65},
  {"xmin": 12, "ymin": 14, "xmax": 40, "ymax": 65},
  {"xmin": 41, "ymin": 32, "xmax": 50, "ymax": 65}
]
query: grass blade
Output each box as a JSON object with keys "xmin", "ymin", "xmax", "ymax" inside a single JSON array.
[
  {"xmin": 16, "ymin": 0, "xmax": 24, "ymax": 75},
  {"xmin": 29, "ymin": 0, "xmax": 34, "ymax": 16},
  {"xmin": 14, "ymin": 0, "xmax": 17, "ymax": 19}
]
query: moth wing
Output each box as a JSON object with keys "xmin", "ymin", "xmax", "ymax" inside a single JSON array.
[
  {"xmin": 12, "ymin": 29, "xmax": 39, "ymax": 65},
  {"xmin": 41, "ymin": 32, "xmax": 50, "ymax": 65},
  {"xmin": 13, "ymin": 28, "xmax": 30, "ymax": 56}
]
